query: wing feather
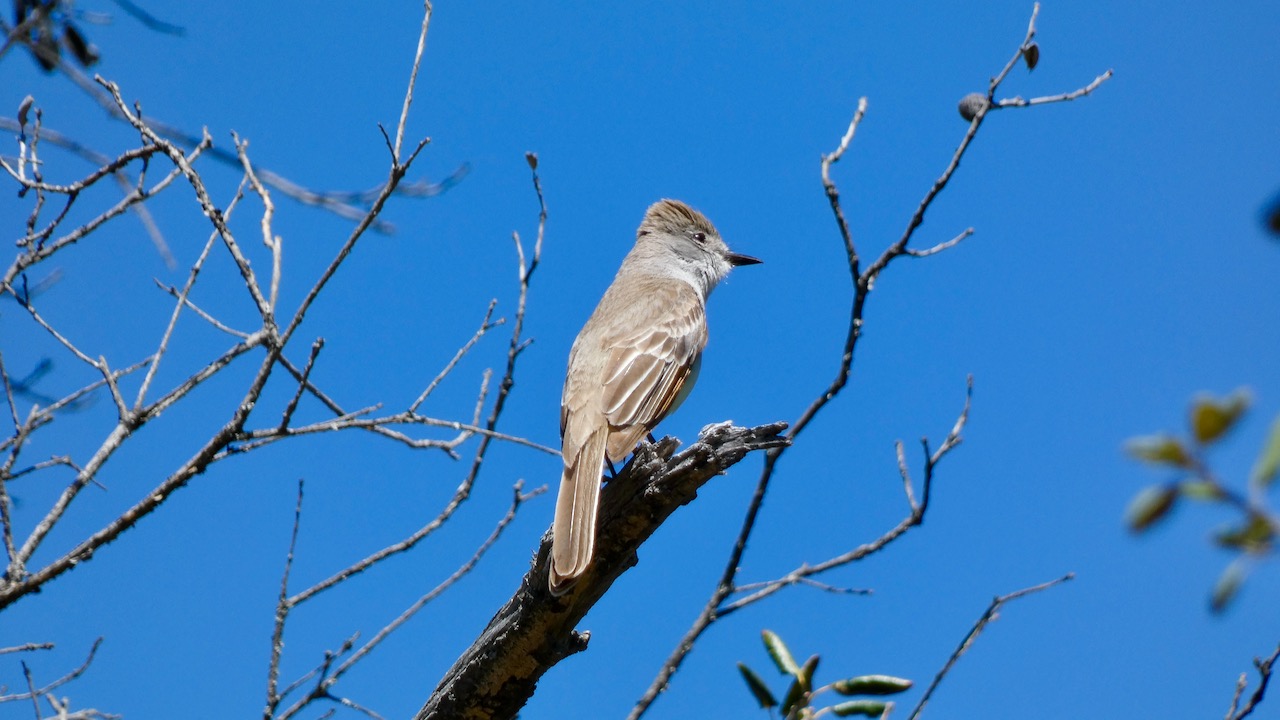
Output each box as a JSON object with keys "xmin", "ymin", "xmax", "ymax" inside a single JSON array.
[{"xmin": 597, "ymin": 282, "xmax": 707, "ymax": 461}]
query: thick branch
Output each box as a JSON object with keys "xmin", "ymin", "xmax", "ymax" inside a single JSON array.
[{"xmin": 417, "ymin": 421, "xmax": 788, "ymax": 720}]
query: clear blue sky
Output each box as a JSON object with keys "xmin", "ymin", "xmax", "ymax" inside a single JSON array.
[{"xmin": 3, "ymin": 2, "xmax": 1279, "ymax": 718}]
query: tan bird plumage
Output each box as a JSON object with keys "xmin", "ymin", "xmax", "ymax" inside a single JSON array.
[{"xmin": 549, "ymin": 199, "xmax": 759, "ymax": 594}]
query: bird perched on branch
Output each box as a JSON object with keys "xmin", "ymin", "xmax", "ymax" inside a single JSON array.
[{"xmin": 550, "ymin": 199, "xmax": 761, "ymax": 595}]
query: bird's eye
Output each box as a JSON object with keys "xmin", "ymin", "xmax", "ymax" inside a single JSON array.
[{"xmin": 692, "ymin": 232, "xmax": 707, "ymax": 243}]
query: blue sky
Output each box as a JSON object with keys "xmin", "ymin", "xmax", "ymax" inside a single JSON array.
[{"xmin": 3, "ymin": 2, "xmax": 1279, "ymax": 718}]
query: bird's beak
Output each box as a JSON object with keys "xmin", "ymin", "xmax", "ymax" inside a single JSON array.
[{"xmin": 726, "ymin": 251, "xmax": 762, "ymax": 267}]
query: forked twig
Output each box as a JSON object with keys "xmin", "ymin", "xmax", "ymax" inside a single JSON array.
[{"xmin": 906, "ymin": 574, "xmax": 1074, "ymax": 720}]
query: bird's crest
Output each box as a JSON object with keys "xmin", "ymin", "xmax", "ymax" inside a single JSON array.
[{"xmin": 638, "ymin": 199, "xmax": 718, "ymax": 239}]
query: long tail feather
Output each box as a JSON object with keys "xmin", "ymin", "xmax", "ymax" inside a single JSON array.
[{"xmin": 550, "ymin": 427, "xmax": 606, "ymax": 594}]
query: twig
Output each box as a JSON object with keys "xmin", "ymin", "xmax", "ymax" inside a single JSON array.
[
  {"xmin": 0, "ymin": 3, "xmax": 500, "ymax": 628},
  {"xmin": 284, "ymin": 463, "xmax": 494, "ymax": 606},
  {"xmin": 0, "ymin": 353, "xmax": 20, "ymax": 430},
  {"xmin": 0, "ymin": 637, "xmax": 104, "ymax": 704},
  {"xmin": 270, "ymin": 352, "xmax": 556, "ymax": 456},
  {"xmin": 409, "ymin": 300, "xmax": 502, "ymax": 413},
  {"xmin": 904, "ymin": 228, "xmax": 975, "ymax": 257},
  {"xmin": 0, "ymin": 643, "xmax": 53, "ymax": 655},
  {"xmin": 355, "ymin": 153, "xmax": 548, "ymax": 625},
  {"xmin": 0, "ymin": 332, "xmax": 264, "ymax": 610},
  {"xmin": 733, "ymin": 577, "xmax": 872, "ymax": 597},
  {"xmin": 820, "ymin": 97, "xmax": 869, "ymax": 267},
  {"xmin": 278, "ymin": 128, "xmax": 428, "ymax": 346},
  {"xmin": 394, "ymin": 1, "xmax": 433, "ymax": 161},
  {"xmin": 2, "ymin": 123, "xmax": 202, "ymax": 282},
  {"xmin": 717, "ymin": 378, "xmax": 971, "ymax": 616},
  {"xmin": 0, "ymin": 358, "xmax": 150, "ymax": 457},
  {"xmin": 1226, "ymin": 642, "xmax": 1280, "ymax": 720},
  {"xmin": 987, "ymin": 3, "xmax": 1041, "ymax": 97},
  {"xmin": 0, "ymin": 77, "xmax": 463, "ymax": 233},
  {"xmin": 98, "ymin": 79, "xmax": 275, "ymax": 324},
  {"xmin": 276, "ymin": 635, "xmax": 356, "ymax": 712},
  {"xmin": 135, "ymin": 184, "xmax": 244, "ymax": 409},
  {"xmin": 328, "ymin": 483, "xmax": 542, "ymax": 680},
  {"xmin": 152, "ymin": 278, "xmax": 252, "ymax": 339},
  {"xmin": 1228, "ymin": 675, "xmax": 1248, "ymax": 720},
  {"xmin": 278, "ymin": 482, "xmax": 542, "ymax": 720},
  {"xmin": 0, "ymin": 356, "xmax": 19, "ymax": 572},
  {"xmin": 906, "ymin": 574, "xmax": 1074, "ymax": 720},
  {"xmin": 995, "ymin": 70, "xmax": 1114, "ymax": 110},
  {"xmin": 19, "ymin": 660, "xmax": 39, "ymax": 718},
  {"xmin": 234, "ymin": 134, "xmax": 282, "ymax": 312},
  {"xmin": 270, "ymin": 168, "xmax": 552, "ymax": 600},
  {"xmin": 264, "ymin": 481, "xmax": 306, "ymax": 718},
  {"xmin": 277, "ymin": 635, "xmax": 356, "ymax": 708},
  {"xmin": 230, "ymin": 404, "xmax": 557, "ymax": 458},
  {"xmin": 525, "ymin": 152, "xmax": 547, "ymax": 277},
  {"xmin": 278, "ymin": 340, "xmax": 325, "ymax": 433}
]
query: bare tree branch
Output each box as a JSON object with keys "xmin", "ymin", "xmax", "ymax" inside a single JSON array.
[
  {"xmin": 0, "ymin": 643, "xmax": 53, "ymax": 656},
  {"xmin": 0, "ymin": 31, "xmax": 490, "ymax": 608},
  {"xmin": 418, "ymin": 421, "xmax": 789, "ymax": 720},
  {"xmin": 0, "ymin": 637, "xmax": 103, "ymax": 704},
  {"xmin": 1226, "ymin": 642, "xmax": 1280, "ymax": 720},
  {"xmin": 906, "ymin": 574, "xmax": 1074, "ymax": 720},
  {"xmin": 995, "ymin": 69, "xmax": 1114, "ymax": 110},
  {"xmin": 263, "ymin": 480, "xmax": 306, "ymax": 719},
  {"xmin": 134, "ymin": 190, "xmax": 244, "ymax": 409},
  {"xmin": 411, "ymin": 300, "xmax": 502, "ymax": 413},
  {"xmin": 0, "ymin": 13, "xmax": 466, "ymax": 235},
  {"xmin": 394, "ymin": 1, "xmax": 433, "ymax": 161},
  {"xmin": 278, "ymin": 482, "xmax": 542, "ymax": 720},
  {"xmin": 717, "ymin": 378, "xmax": 971, "ymax": 616}
]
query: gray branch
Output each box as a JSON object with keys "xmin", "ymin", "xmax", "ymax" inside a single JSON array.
[{"xmin": 416, "ymin": 420, "xmax": 788, "ymax": 720}]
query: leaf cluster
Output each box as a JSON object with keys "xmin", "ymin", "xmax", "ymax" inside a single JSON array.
[
  {"xmin": 738, "ymin": 630, "xmax": 912, "ymax": 719},
  {"xmin": 1126, "ymin": 389, "xmax": 1280, "ymax": 611}
]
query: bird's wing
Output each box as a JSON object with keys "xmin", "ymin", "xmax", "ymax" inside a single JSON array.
[{"xmin": 598, "ymin": 282, "xmax": 707, "ymax": 462}]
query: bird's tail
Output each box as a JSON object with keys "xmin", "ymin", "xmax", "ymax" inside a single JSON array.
[{"xmin": 550, "ymin": 427, "xmax": 607, "ymax": 595}]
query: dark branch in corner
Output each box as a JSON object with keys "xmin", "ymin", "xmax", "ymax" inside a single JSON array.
[{"xmin": 1226, "ymin": 642, "xmax": 1280, "ymax": 720}]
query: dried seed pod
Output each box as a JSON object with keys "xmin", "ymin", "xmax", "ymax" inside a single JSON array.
[{"xmin": 957, "ymin": 92, "xmax": 988, "ymax": 121}]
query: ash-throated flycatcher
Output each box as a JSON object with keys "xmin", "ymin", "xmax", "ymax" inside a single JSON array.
[{"xmin": 549, "ymin": 199, "xmax": 760, "ymax": 595}]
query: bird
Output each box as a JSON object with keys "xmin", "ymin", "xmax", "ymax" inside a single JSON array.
[{"xmin": 549, "ymin": 199, "xmax": 760, "ymax": 595}]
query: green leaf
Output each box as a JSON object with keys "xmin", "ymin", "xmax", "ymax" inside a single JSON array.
[
  {"xmin": 798, "ymin": 654, "xmax": 819, "ymax": 691},
  {"xmin": 1251, "ymin": 415, "xmax": 1280, "ymax": 489},
  {"xmin": 1125, "ymin": 485, "xmax": 1178, "ymax": 532},
  {"xmin": 737, "ymin": 662, "xmax": 777, "ymax": 709},
  {"xmin": 1179, "ymin": 480, "xmax": 1226, "ymax": 501},
  {"xmin": 831, "ymin": 699, "xmax": 890, "ymax": 717},
  {"xmin": 781, "ymin": 675, "xmax": 807, "ymax": 717},
  {"xmin": 833, "ymin": 674, "xmax": 914, "ymax": 696},
  {"xmin": 1190, "ymin": 390, "xmax": 1250, "ymax": 444},
  {"xmin": 1214, "ymin": 515, "xmax": 1276, "ymax": 552},
  {"xmin": 762, "ymin": 630, "xmax": 801, "ymax": 676},
  {"xmin": 1125, "ymin": 435, "xmax": 1192, "ymax": 468},
  {"xmin": 1210, "ymin": 559, "xmax": 1248, "ymax": 613}
]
